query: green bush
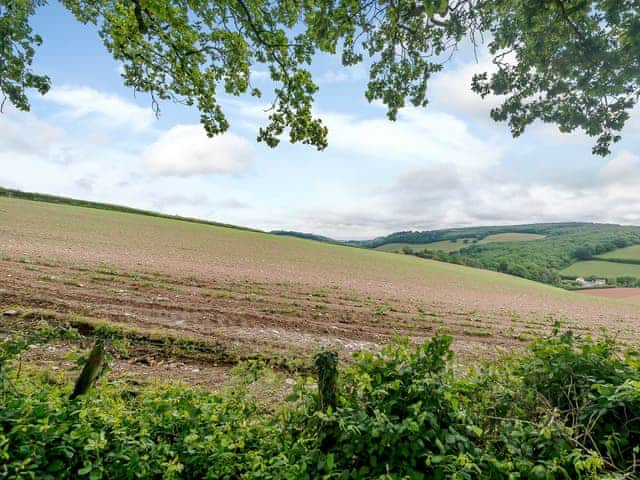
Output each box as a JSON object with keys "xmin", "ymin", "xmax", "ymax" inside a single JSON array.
[
  {"xmin": 299, "ymin": 337, "xmax": 485, "ymax": 478},
  {"xmin": 514, "ymin": 332, "xmax": 640, "ymax": 472},
  {"xmin": 1, "ymin": 331, "xmax": 639, "ymax": 479}
]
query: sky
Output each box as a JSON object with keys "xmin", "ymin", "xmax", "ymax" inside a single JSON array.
[{"xmin": 2, "ymin": 4, "xmax": 640, "ymax": 240}]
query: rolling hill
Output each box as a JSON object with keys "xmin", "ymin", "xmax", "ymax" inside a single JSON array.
[
  {"xmin": 349, "ymin": 222, "xmax": 600, "ymax": 249},
  {"xmin": 2, "ymin": 193, "xmax": 640, "ymax": 376},
  {"xmin": 350, "ymin": 223, "xmax": 640, "ymax": 286}
]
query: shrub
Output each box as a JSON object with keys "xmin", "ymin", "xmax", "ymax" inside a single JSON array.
[
  {"xmin": 1, "ymin": 332, "xmax": 639, "ymax": 478},
  {"xmin": 298, "ymin": 337, "xmax": 487, "ymax": 478}
]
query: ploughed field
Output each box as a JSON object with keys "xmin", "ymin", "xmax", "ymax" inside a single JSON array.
[{"xmin": 2, "ymin": 197, "xmax": 640, "ymax": 387}]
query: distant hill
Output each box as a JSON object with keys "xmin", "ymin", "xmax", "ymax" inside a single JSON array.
[
  {"xmin": 274, "ymin": 223, "xmax": 640, "ymax": 287},
  {"xmin": 348, "ymin": 223, "xmax": 606, "ymax": 249},
  {"xmin": 0, "ymin": 187, "xmax": 258, "ymax": 232},
  {"xmin": 364, "ymin": 223, "xmax": 640, "ymax": 287},
  {"xmin": 270, "ymin": 230, "xmax": 343, "ymax": 244}
]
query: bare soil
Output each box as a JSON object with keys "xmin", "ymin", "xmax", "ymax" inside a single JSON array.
[
  {"xmin": 2, "ymin": 197, "xmax": 640, "ymax": 387},
  {"xmin": 574, "ymin": 287, "xmax": 640, "ymax": 300}
]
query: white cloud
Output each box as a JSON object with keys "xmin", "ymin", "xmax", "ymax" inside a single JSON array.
[
  {"xmin": 44, "ymin": 86, "xmax": 154, "ymax": 131},
  {"xmin": 322, "ymin": 107, "xmax": 501, "ymax": 169},
  {"xmin": 250, "ymin": 69, "xmax": 270, "ymax": 80},
  {"xmin": 4, "ymin": 75, "xmax": 640, "ymax": 241},
  {"xmin": 429, "ymin": 52, "xmax": 504, "ymax": 121},
  {"xmin": 317, "ymin": 64, "xmax": 366, "ymax": 85},
  {"xmin": 142, "ymin": 124, "xmax": 255, "ymax": 176},
  {"xmin": 222, "ymin": 98, "xmax": 271, "ymax": 120},
  {"xmin": 0, "ymin": 107, "xmax": 64, "ymax": 156},
  {"xmin": 275, "ymin": 150, "xmax": 640, "ymax": 239},
  {"xmin": 599, "ymin": 150, "xmax": 640, "ymax": 187}
]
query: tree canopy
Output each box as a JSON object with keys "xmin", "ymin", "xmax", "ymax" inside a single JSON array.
[{"xmin": 1, "ymin": 0, "xmax": 639, "ymax": 154}]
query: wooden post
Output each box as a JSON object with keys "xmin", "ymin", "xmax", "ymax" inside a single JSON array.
[
  {"xmin": 70, "ymin": 340, "xmax": 105, "ymax": 400},
  {"xmin": 314, "ymin": 350, "xmax": 338, "ymax": 412}
]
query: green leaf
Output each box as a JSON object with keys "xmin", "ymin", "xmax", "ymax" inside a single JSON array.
[{"xmin": 325, "ymin": 453, "xmax": 334, "ymax": 471}]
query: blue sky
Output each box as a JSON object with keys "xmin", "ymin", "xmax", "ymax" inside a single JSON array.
[{"xmin": 2, "ymin": 4, "xmax": 640, "ymax": 239}]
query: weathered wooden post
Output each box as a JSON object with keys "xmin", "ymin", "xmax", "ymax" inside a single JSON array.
[
  {"xmin": 70, "ymin": 339, "xmax": 105, "ymax": 400},
  {"xmin": 314, "ymin": 350, "xmax": 338, "ymax": 412}
]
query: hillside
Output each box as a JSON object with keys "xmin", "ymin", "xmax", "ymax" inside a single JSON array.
[
  {"xmin": 560, "ymin": 244, "xmax": 640, "ymax": 287},
  {"xmin": 270, "ymin": 230, "xmax": 341, "ymax": 244},
  {"xmin": 7, "ymin": 187, "xmax": 635, "ymax": 289},
  {"xmin": 347, "ymin": 223, "xmax": 640, "ymax": 286},
  {"xmin": 376, "ymin": 232, "xmax": 546, "ymax": 253},
  {"xmin": 3, "ymin": 195, "xmax": 640, "ymax": 479},
  {"xmin": 0, "ymin": 186, "xmax": 257, "ymax": 232},
  {"xmin": 2, "ymin": 195, "xmax": 640, "ymax": 378},
  {"xmin": 350, "ymin": 222, "xmax": 599, "ymax": 248},
  {"xmin": 275, "ymin": 222, "xmax": 640, "ymax": 287}
]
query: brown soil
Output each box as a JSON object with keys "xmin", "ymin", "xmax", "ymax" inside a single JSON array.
[
  {"xmin": 574, "ymin": 288, "xmax": 640, "ymax": 300},
  {"xmin": 2, "ymin": 198, "xmax": 640, "ymax": 388},
  {"xmin": 1, "ymin": 256, "xmax": 528, "ymax": 365},
  {"xmin": 16, "ymin": 339, "xmax": 230, "ymax": 389}
]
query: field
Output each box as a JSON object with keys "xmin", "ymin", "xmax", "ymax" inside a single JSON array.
[
  {"xmin": 560, "ymin": 260, "xmax": 640, "ymax": 278},
  {"xmin": 376, "ymin": 232, "xmax": 545, "ymax": 253},
  {"xmin": 576, "ymin": 287, "xmax": 640, "ymax": 301},
  {"xmin": 4, "ymin": 196, "xmax": 640, "ymax": 478},
  {"xmin": 479, "ymin": 232, "xmax": 545, "ymax": 242},
  {"xmin": 375, "ymin": 239, "xmax": 473, "ymax": 253},
  {"xmin": 2, "ymin": 196, "xmax": 640, "ymax": 388},
  {"xmin": 598, "ymin": 244, "xmax": 640, "ymax": 261}
]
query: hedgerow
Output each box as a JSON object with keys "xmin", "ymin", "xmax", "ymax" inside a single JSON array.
[{"xmin": 1, "ymin": 330, "xmax": 639, "ymax": 479}]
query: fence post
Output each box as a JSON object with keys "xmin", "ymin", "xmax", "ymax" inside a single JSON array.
[
  {"xmin": 70, "ymin": 340, "xmax": 105, "ymax": 400},
  {"xmin": 314, "ymin": 350, "xmax": 338, "ymax": 412}
]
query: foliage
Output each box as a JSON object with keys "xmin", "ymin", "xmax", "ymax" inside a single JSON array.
[
  {"xmin": 2, "ymin": 1, "xmax": 639, "ymax": 153},
  {"xmin": 298, "ymin": 336, "xmax": 490, "ymax": 479},
  {"xmin": 0, "ymin": 376, "xmax": 290, "ymax": 479},
  {"xmin": 403, "ymin": 224, "xmax": 640, "ymax": 286},
  {"xmin": 2, "ymin": 330, "xmax": 640, "ymax": 478},
  {"xmin": 0, "ymin": 0, "xmax": 50, "ymax": 111},
  {"xmin": 471, "ymin": 0, "xmax": 640, "ymax": 156},
  {"xmin": 313, "ymin": 349, "xmax": 338, "ymax": 411},
  {"xmin": 614, "ymin": 276, "xmax": 640, "ymax": 288},
  {"xmin": 475, "ymin": 331, "xmax": 640, "ymax": 476},
  {"xmin": 353, "ymin": 222, "xmax": 601, "ymax": 249}
]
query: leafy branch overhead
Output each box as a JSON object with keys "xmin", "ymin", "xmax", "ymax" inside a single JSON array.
[{"xmin": 2, "ymin": 0, "xmax": 639, "ymax": 155}]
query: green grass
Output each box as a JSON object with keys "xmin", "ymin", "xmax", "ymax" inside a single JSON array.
[
  {"xmin": 597, "ymin": 244, "xmax": 640, "ymax": 261},
  {"xmin": 478, "ymin": 232, "xmax": 545, "ymax": 243},
  {"xmin": 376, "ymin": 239, "xmax": 476, "ymax": 253},
  {"xmin": 376, "ymin": 232, "xmax": 545, "ymax": 253},
  {"xmin": 0, "ymin": 186, "xmax": 257, "ymax": 232},
  {"xmin": 560, "ymin": 260, "xmax": 640, "ymax": 278}
]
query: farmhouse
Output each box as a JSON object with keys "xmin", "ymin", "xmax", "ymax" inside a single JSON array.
[{"xmin": 575, "ymin": 277, "xmax": 607, "ymax": 288}]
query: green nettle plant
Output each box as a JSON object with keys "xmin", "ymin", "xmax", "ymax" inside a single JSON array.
[
  {"xmin": 1, "ymin": 329, "xmax": 640, "ymax": 478},
  {"xmin": 1, "ymin": 1, "xmax": 639, "ymax": 154}
]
